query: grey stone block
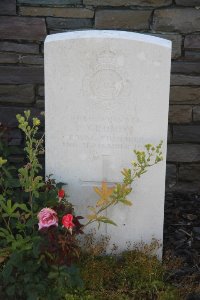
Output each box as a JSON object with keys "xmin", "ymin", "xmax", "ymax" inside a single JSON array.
[
  {"xmin": 0, "ymin": 0, "xmax": 16, "ymax": 15},
  {"xmin": 175, "ymin": 0, "xmax": 200, "ymax": 6},
  {"xmin": 0, "ymin": 42, "xmax": 39, "ymax": 54},
  {"xmin": 169, "ymin": 105, "xmax": 192, "ymax": 124},
  {"xmin": 0, "ymin": 66, "xmax": 44, "ymax": 84},
  {"xmin": 185, "ymin": 34, "xmax": 200, "ymax": 49},
  {"xmin": 0, "ymin": 106, "xmax": 43, "ymax": 127},
  {"xmin": 0, "ymin": 53, "xmax": 19, "ymax": 64},
  {"xmin": 167, "ymin": 144, "xmax": 200, "ymax": 162},
  {"xmin": 166, "ymin": 164, "xmax": 177, "ymax": 188},
  {"xmin": 171, "ymin": 61, "xmax": 200, "ymax": 75},
  {"xmin": 179, "ymin": 164, "xmax": 200, "ymax": 182},
  {"xmin": 46, "ymin": 17, "xmax": 93, "ymax": 30},
  {"xmin": 0, "ymin": 84, "xmax": 35, "ymax": 103},
  {"xmin": 171, "ymin": 75, "xmax": 200, "ymax": 86},
  {"xmin": 95, "ymin": 9, "xmax": 151, "ymax": 30},
  {"xmin": 193, "ymin": 106, "xmax": 200, "ymax": 122},
  {"xmin": 153, "ymin": 8, "xmax": 200, "ymax": 33},
  {"xmin": 170, "ymin": 86, "xmax": 200, "ymax": 104},
  {"xmin": 173, "ymin": 125, "xmax": 200, "ymax": 142},
  {"xmin": 0, "ymin": 16, "xmax": 46, "ymax": 41},
  {"xmin": 84, "ymin": 0, "xmax": 172, "ymax": 6},
  {"xmin": 17, "ymin": 0, "xmax": 81, "ymax": 4},
  {"xmin": 19, "ymin": 7, "xmax": 94, "ymax": 18}
]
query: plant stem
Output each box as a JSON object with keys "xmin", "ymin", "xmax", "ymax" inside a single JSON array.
[
  {"xmin": 29, "ymin": 191, "xmax": 34, "ymax": 232},
  {"xmin": 2, "ymin": 216, "xmax": 13, "ymax": 236}
]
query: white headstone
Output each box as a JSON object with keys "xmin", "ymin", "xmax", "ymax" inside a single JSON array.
[{"xmin": 45, "ymin": 30, "xmax": 171, "ymax": 253}]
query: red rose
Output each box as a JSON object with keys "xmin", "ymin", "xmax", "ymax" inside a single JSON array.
[
  {"xmin": 58, "ymin": 189, "xmax": 65, "ymax": 199},
  {"xmin": 62, "ymin": 214, "xmax": 75, "ymax": 231}
]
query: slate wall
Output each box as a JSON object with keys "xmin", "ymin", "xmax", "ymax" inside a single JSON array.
[{"xmin": 0, "ymin": 0, "xmax": 200, "ymax": 193}]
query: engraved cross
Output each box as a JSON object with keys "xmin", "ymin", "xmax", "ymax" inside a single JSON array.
[{"xmin": 80, "ymin": 155, "xmax": 119, "ymax": 187}]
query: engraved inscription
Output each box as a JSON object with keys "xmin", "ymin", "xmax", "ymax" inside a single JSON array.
[{"xmin": 63, "ymin": 112, "xmax": 155, "ymax": 155}]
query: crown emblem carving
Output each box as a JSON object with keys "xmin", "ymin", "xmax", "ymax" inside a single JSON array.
[{"xmin": 97, "ymin": 51, "xmax": 116, "ymax": 68}]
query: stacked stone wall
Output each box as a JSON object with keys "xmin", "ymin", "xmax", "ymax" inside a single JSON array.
[{"xmin": 0, "ymin": 0, "xmax": 200, "ymax": 192}]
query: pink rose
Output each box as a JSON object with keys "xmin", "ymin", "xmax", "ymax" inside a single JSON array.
[{"xmin": 37, "ymin": 207, "xmax": 58, "ymax": 230}]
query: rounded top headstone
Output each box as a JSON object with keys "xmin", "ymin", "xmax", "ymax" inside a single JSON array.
[{"xmin": 45, "ymin": 30, "xmax": 172, "ymax": 49}]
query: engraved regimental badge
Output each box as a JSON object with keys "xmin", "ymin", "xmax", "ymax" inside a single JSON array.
[{"xmin": 83, "ymin": 50, "xmax": 130, "ymax": 108}]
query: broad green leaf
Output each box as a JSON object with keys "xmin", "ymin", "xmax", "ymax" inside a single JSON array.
[
  {"xmin": 16, "ymin": 203, "xmax": 31, "ymax": 213},
  {"xmin": 97, "ymin": 216, "xmax": 117, "ymax": 226}
]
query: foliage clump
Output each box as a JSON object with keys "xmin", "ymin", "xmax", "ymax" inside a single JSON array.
[{"xmin": 77, "ymin": 237, "xmax": 180, "ymax": 300}]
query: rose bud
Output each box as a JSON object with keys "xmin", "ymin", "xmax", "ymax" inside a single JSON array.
[
  {"xmin": 62, "ymin": 214, "xmax": 75, "ymax": 234},
  {"xmin": 58, "ymin": 189, "xmax": 65, "ymax": 200}
]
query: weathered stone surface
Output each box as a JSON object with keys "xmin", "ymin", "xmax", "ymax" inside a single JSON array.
[
  {"xmin": 168, "ymin": 125, "xmax": 173, "ymax": 143},
  {"xmin": 153, "ymin": 9, "xmax": 200, "ymax": 33},
  {"xmin": 184, "ymin": 34, "xmax": 200, "ymax": 49},
  {"xmin": 0, "ymin": 84, "xmax": 34, "ymax": 103},
  {"xmin": 0, "ymin": 53, "xmax": 19, "ymax": 64},
  {"xmin": 193, "ymin": 106, "xmax": 200, "ymax": 122},
  {"xmin": 17, "ymin": 0, "xmax": 81, "ymax": 4},
  {"xmin": 41, "ymin": 44, "xmax": 44, "ymax": 54},
  {"xmin": 19, "ymin": 55, "xmax": 44, "ymax": 65},
  {"xmin": 84, "ymin": 0, "xmax": 172, "ymax": 6},
  {"xmin": 7, "ymin": 129, "xmax": 22, "ymax": 146},
  {"xmin": 167, "ymin": 144, "xmax": 200, "ymax": 162},
  {"xmin": 167, "ymin": 181, "xmax": 200, "ymax": 192},
  {"xmin": 9, "ymin": 154, "xmax": 25, "ymax": 164},
  {"xmin": 185, "ymin": 51, "xmax": 200, "ymax": 60},
  {"xmin": 0, "ymin": 106, "xmax": 43, "ymax": 127},
  {"xmin": 0, "ymin": 66, "xmax": 44, "ymax": 84},
  {"xmin": 175, "ymin": 0, "xmax": 200, "ymax": 6},
  {"xmin": 46, "ymin": 17, "xmax": 93, "ymax": 30},
  {"xmin": 0, "ymin": 17, "xmax": 46, "ymax": 41},
  {"xmin": 0, "ymin": 41, "xmax": 39, "ymax": 54},
  {"xmin": 49, "ymin": 30, "xmax": 66, "ymax": 35},
  {"xmin": 170, "ymin": 86, "xmax": 200, "ymax": 104},
  {"xmin": 169, "ymin": 105, "xmax": 192, "ymax": 123},
  {"xmin": 171, "ymin": 62, "xmax": 200, "ymax": 75},
  {"xmin": 95, "ymin": 10, "xmax": 151, "ymax": 30},
  {"xmin": 166, "ymin": 164, "xmax": 177, "ymax": 188},
  {"xmin": 151, "ymin": 33, "xmax": 182, "ymax": 59},
  {"xmin": 19, "ymin": 7, "xmax": 94, "ymax": 18},
  {"xmin": 0, "ymin": 0, "xmax": 16, "ymax": 15},
  {"xmin": 173, "ymin": 125, "xmax": 200, "ymax": 142},
  {"xmin": 38, "ymin": 85, "xmax": 44, "ymax": 97},
  {"xmin": 36, "ymin": 99, "xmax": 44, "ymax": 108},
  {"xmin": 179, "ymin": 164, "xmax": 200, "ymax": 182},
  {"xmin": 171, "ymin": 74, "xmax": 200, "ymax": 86}
]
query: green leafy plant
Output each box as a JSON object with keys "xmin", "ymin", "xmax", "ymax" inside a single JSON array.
[
  {"xmin": 0, "ymin": 128, "xmax": 20, "ymax": 197},
  {"xmin": 86, "ymin": 141, "xmax": 163, "ymax": 228},
  {"xmin": 0, "ymin": 111, "xmax": 84, "ymax": 299}
]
